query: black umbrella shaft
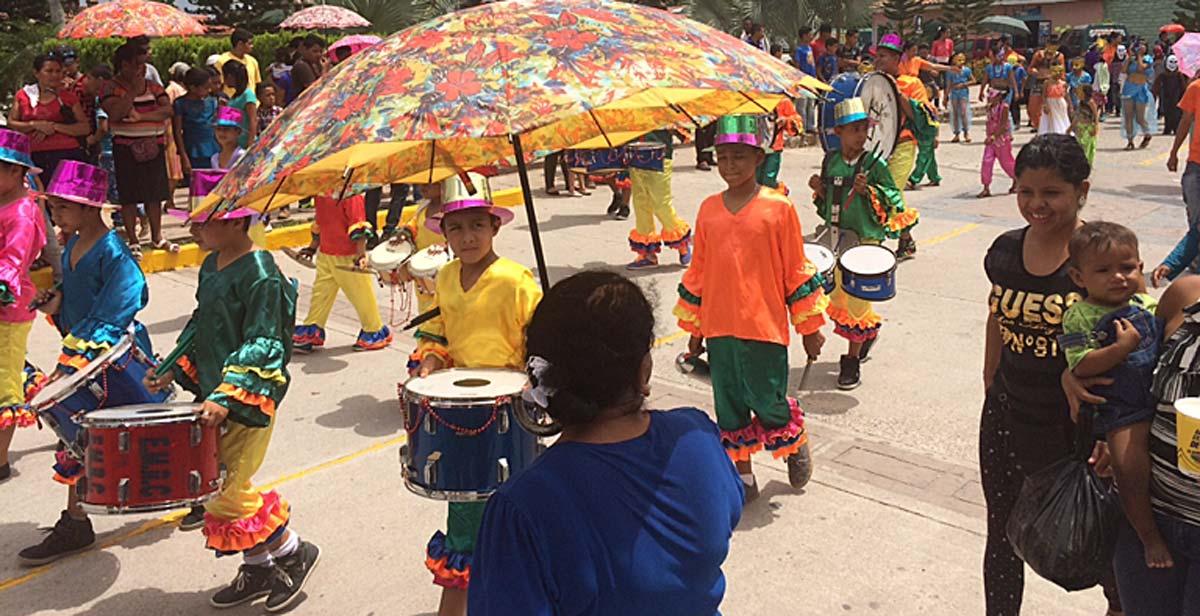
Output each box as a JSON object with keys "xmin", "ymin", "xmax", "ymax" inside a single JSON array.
[{"xmin": 510, "ymin": 134, "xmax": 552, "ymax": 290}]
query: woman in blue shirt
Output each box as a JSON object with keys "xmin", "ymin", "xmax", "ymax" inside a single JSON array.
[{"xmin": 468, "ymin": 271, "xmax": 744, "ymax": 616}]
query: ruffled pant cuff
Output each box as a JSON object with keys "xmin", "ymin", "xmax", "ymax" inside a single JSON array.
[
  {"xmin": 52, "ymin": 450, "xmax": 83, "ymax": 485},
  {"xmin": 23, "ymin": 362, "xmax": 47, "ymax": 402},
  {"xmin": 720, "ymin": 398, "xmax": 808, "ymax": 461},
  {"xmin": 203, "ymin": 490, "xmax": 291, "ymax": 554},
  {"xmin": 426, "ymin": 531, "xmax": 471, "ymax": 589},
  {"xmin": 293, "ymin": 324, "xmax": 326, "ymax": 348},
  {"xmin": 0, "ymin": 405, "xmax": 37, "ymax": 430},
  {"xmin": 354, "ymin": 326, "xmax": 393, "ymax": 351}
]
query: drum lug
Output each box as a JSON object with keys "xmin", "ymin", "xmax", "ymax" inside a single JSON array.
[
  {"xmin": 424, "ymin": 412, "xmax": 436, "ymax": 435},
  {"xmin": 190, "ymin": 423, "xmax": 202, "ymax": 447},
  {"xmin": 88, "ymin": 382, "xmax": 106, "ymax": 400},
  {"xmin": 118, "ymin": 478, "xmax": 129, "ymax": 505},
  {"xmin": 189, "ymin": 470, "xmax": 201, "ymax": 495},
  {"xmin": 424, "ymin": 451, "xmax": 440, "ymax": 486},
  {"xmin": 497, "ymin": 407, "xmax": 509, "ymax": 434},
  {"xmin": 497, "ymin": 457, "xmax": 510, "ymax": 484},
  {"xmin": 398, "ymin": 444, "xmax": 409, "ymax": 464},
  {"xmin": 118, "ymin": 431, "xmax": 130, "ymax": 453}
]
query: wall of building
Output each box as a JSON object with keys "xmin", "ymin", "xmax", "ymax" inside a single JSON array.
[{"xmin": 1103, "ymin": 0, "xmax": 1175, "ymax": 39}]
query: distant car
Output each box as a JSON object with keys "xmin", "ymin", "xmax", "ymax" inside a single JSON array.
[{"xmin": 1061, "ymin": 24, "xmax": 1128, "ymax": 59}]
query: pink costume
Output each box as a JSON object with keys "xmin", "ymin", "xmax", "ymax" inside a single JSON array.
[
  {"xmin": 981, "ymin": 97, "xmax": 1016, "ymax": 189},
  {"xmin": 0, "ymin": 193, "xmax": 48, "ymax": 428}
]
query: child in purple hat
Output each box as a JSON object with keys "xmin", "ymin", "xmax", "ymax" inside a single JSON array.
[
  {"xmin": 0, "ymin": 127, "xmax": 47, "ymax": 481},
  {"xmin": 18, "ymin": 159, "xmax": 158, "ymax": 566},
  {"xmin": 212, "ymin": 106, "xmax": 246, "ymax": 170}
]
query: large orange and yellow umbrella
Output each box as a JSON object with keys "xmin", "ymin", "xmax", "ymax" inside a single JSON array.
[
  {"xmin": 58, "ymin": 0, "xmax": 206, "ymax": 39},
  {"xmin": 205, "ymin": 0, "xmax": 827, "ymax": 284}
]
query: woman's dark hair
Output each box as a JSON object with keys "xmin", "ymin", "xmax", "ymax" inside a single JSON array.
[
  {"xmin": 33, "ymin": 53, "xmax": 63, "ymax": 73},
  {"xmin": 112, "ymin": 43, "xmax": 139, "ymax": 73},
  {"xmin": 222, "ymin": 59, "xmax": 249, "ymax": 96},
  {"xmin": 1014, "ymin": 133, "xmax": 1091, "ymax": 186},
  {"xmin": 525, "ymin": 271, "xmax": 655, "ymax": 427},
  {"xmin": 87, "ymin": 64, "xmax": 112, "ymax": 80},
  {"xmin": 184, "ymin": 67, "xmax": 211, "ymax": 88}
]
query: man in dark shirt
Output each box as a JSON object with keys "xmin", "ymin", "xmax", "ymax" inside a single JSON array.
[
  {"xmin": 838, "ymin": 31, "xmax": 862, "ymax": 73},
  {"xmin": 291, "ymin": 35, "xmax": 327, "ymax": 96}
]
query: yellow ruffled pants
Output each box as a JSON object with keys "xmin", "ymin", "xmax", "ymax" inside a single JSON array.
[
  {"xmin": 629, "ymin": 160, "xmax": 690, "ymax": 252},
  {"xmin": 826, "ymin": 255, "xmax": 882, "ymax": 343},
  {"xmin": 302, "ymin": 252, "xmax": 383, "ymax": 331},
  {"xmin": 0, "ymin": 320, "xmax": 35, "ymax": 427},
  {"xmin": 203, "ymin": 420, "xmax": 290, "ymax": 553},
  {"xmin": 888, "ymin": 140, "xmax": 918, "ymax": 195}
]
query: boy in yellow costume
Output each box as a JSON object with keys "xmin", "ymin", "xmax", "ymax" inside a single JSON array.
[
  {"xmin": 412, "ymin": 172, "xmax": 542, "ymax": 616},
  {"xmin": 627, "ymin": 130, "xmax": 692, "ymax": 270}
]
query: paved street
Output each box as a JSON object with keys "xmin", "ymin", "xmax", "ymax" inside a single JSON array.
[{"xmin": 0, "ymin": 106, "xmax": 1186, "ymax": 615}]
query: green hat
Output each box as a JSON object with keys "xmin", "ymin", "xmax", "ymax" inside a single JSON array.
[
  {"xmin": 834, "ymin": 98, "xmax": 868, "ymax": 126},
  {"xmin": 714, "ymin": 115, "xmax": 760, "ymax": 147}
]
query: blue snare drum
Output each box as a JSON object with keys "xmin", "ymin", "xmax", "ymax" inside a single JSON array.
[
  {"xmin": 564, "ymin": 148, "xmax": 626, "ymax": 175},
  {"xmin": 625, "ymin": 142, "xmax": 666, "ymax": 172},
  {"xmin": 818, "ymin": 71, "xmax": 901, "ymax": 160},
  {"xmin": 837, "ymin": 244, "xmax": 897, "ymax": 302},
  {"xmin": 31, "ymin": 329, "xmax": 173, "ymax": 459},
  {"xmin": 399, "ymin": 369, "xmax": 541, "ymax": 501}
]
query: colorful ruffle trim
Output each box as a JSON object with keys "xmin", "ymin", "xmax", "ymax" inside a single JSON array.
[
  {"xmin": 834, "ymin": 321, "xmax": 881, "ymax": 343},
  {"xmin": 347, "ymin": 221, "xmax": 375, "ymax": 243},
  {"xmin": 177, "ymin": 354, "xmax": 199, "ymax": 382},
  {"xmin": 204, "ymin": 490, "xmax": 291, "ymax": 553},
  {"xmin": 672, "ymin": 301, "xmax": 702, "ymax": 336},
  {"xmin": 414, "ymin": 331, "xmax": 451, "ymax": 365},
  {"xmin": 407, "ymin": 348, "xmax": 422, "ymax": 374},
  {"xmin": 0, "ymin": 281, "xmax": 14, "ymax": 307},
  {"xmin": 629, "ymin": 230, "xmax": 662, "ymax": 254},
  {"xmin": 292, "ymin": 324, "xmax": 326, "ymax": 348},
  {"xmin": 355, "ymin": 326, "xmax": 393, "ymax": 350},
  {"xmin": 23, "ymin": 362, "xmax": 47, "ymax": 403},
  {"xmin": 661, "ymin": 226, "xmax": 691, "ymax": 249},
  {"xmin": 223, "ymin": 364, "xmax": 287, "ymax": 386},
  {"xmin": 58, "ymin": 328, "xmax": 122, "ymax": 374},
  {"xmin": 52, "ymin": 450, "xmax": 83, "ymax": 485},
  {"xmin": 787, "ymin": 267, "xmax": 829, "ymax": 335},
  {"xmin": 214, "ymin": 383, "xmax": 277, "ymax": 418},
  {"xmin": 866, "ymin": 187, "xmax": 919, "ymax": 239},
  {"xmin": 826, "ymin": 304, "xmax": 882, "ymax": 342},
  {"xmin": 425, "ymin": 531, "xmax": 471, "ymax": 590},
  {"xmin": 0, "ymin": 404, "xmax": 36, "ymax": 430},
  {"xmin": 721, "ymin": 398, "xmax": 808, "ymax": 461}
]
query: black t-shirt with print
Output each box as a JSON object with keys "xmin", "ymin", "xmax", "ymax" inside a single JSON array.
[{"xmin": 984, "ymin": 227, "xmax": 1084, "ymax": 421}]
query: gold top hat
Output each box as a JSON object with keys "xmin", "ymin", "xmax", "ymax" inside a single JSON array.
[
  {"xmin": 441, "ymin": 171, "xmax": 493, "ymax": 208},
  {"xmin": 834, "ymin": 97, "xmax": 868, "ymax": 126}
]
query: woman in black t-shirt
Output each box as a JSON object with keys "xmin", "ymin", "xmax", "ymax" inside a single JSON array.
[{"xmin": 981, "ymin": 134, "xmax": 1122, "ymax": 615}]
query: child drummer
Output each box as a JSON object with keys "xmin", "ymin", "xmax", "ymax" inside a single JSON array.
[
  {"xmin": 0, "ymin": 129, "xmax": 46, "ymax": 483},
  {"xmin": 146, "ymin": 198, "xmax": 320, "ymax": 612},
  {"xmin": 19, "ymin": 160, "xmax": 158, "ymax": 566},
  {"xmin": 411, "ymin": 171, "xmax": 542, "ymax": 616},
  {"xmin": 807, "ymin": 98, "xmax": 914, "ymax": 390},
  {"xmin": 675, "ymin": 115, "xmax": 827, "ymax": 502},
  {"xmin": 293, "ymin": 192, "xmax": 392, "ymax": 352}
]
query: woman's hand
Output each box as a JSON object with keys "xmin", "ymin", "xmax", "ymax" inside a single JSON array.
[
  {"xmin": 1062, "ymin": 369, "xmax": 1112, "ymax": 423},
  {"xmin": 1152, "ymin": 264, "xmax": 1173, "ymax": 289}
]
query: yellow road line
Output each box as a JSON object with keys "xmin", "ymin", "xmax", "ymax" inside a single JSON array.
[
  {"xmin": 653, "ymin": 330, "xmax": 690, "ymax": 348},
  {"xmin": 1139, "ymin": 151, "xmax": 1169, "ymax": 167},
  {"xmin": 922, "ymin": 223, "xmax": 980, "ymax": 248},
  {"xmin": 0, "ymin": 433, "xmax": 407, "ymax": 594}
]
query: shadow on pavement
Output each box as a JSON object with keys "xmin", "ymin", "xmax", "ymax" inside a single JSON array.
[
  {"xmin": 316, "ymin": 394, "xmax": 405, "ymax": 438},
  {"xmin": 516, "ymin": 212, "xmax": 610, "ymax": 234},
  {"xmin": 74, "ymin": 586, "xmax": 233, "ymax": 616},
  {"xmin": 793, "ymin": 391, "xmax": 859, "ymax": 416},
  {"xmin": 291, "ymin": 345, "xmax": 357, "ymax": 375},
  {"xmin": 0, "ymin": 548, "xmax": 120, "ymax": 616},
  {"xmin": 736, "ymin": 481, "xmax": 803, "ymax": 532}
]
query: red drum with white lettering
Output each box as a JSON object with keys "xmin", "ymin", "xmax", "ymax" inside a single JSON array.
[{"xmin": 76, "ymin": 403, "xmax": 222, "ymax": 514}]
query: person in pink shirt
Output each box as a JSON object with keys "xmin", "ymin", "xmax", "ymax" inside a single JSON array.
[
  {"xmin": 978, "ymin": 90, "xmax": 1017, "ymax": 198},
  {"xmin": 0, "ymin": 129, "xmax": 48, "ymax": 480}
]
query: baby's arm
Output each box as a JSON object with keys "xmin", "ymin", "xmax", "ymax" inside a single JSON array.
[{"xmin": 1072, "ymin": 317, "xmax": 1141, "ymax": 377}]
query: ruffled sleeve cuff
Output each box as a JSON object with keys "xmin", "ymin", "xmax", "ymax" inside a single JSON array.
[
  {"xmin": 211, "ymin": 337, "xmax": 288, "ymax": 427},
  {"xmin": 347, "ymin": 221, "xmax": 375, "ymax": 243},
  {"xmin": 787, "ymin": 263, "xmax": 829, "ymax": 336},
  {"xmin": 58, "ymin": 321, "xmax": 126, "ymax": 374},
  {"xmin": 415, "ymin": 330, "xmax": 452, "ymax": 365},
  {"xmin": 174, "ymin": 353, "xmax": 202, "ymax": 396},
  {"xmin": 673, "ymin": 283, "xmax": 702, "ymax": 336},
  {"xmin": 866, "ymin": 186, "xmax": 919, "ymax": 238},
  {"xmin": 0, "ymin": 281, "xmax": 14, "ymax": 307}
]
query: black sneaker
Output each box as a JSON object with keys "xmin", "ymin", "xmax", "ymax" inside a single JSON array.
[
  {"xmin": 896, "ymin": 236, "xmax": 917, "ymax": 262},
  {"xmin": 17, "ymin": 511, "xmax": 95, "ymax": 566},
  {"xmin": 787, "ymin": 442, "xmax": 814, "ymax": 489},
  {"xmin": 858, "ymin": 337, "xmax": 877, "ymax": 362},
  {"xmin": 615, "ymin": 206, "xmax": 630, "ymax": 221},
  {"xmin": 837, "ymin": 354, "xmax": 861, "ymax": 391},
  {"xmin": 210, "ymin": 564, "xmax": 274, "ymax": 608},
  {"xmin": 606, "ymin": 195, "xmax": 622, "ymax": 217},
  {"xmin": 178, "ymin": 506, "xmax": 205, "ymax": 532},
  {"xmin": 265, "ymin": 541, "xmax": 321, "ymax": 613}
]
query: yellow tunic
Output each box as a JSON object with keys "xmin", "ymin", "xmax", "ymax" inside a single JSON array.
[{"xmin": 415, "ymin": 257, "xmax": 542, "ymax": 370}]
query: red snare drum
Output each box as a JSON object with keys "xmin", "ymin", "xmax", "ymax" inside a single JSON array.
[{"xmin": 77, "ymin": 403, "xmax": 222, "ymax": 514}]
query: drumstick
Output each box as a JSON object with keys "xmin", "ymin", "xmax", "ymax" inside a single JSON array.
[
  {"xmin": 402, "ymin": 307, "xmax": 441, "ymax": 331},
  {"xmin": 335, "ymin": 264, "xmax": 379, "ymax": 276},
  {"xmin": 27, "ymin": 281, "xmax": 62, "ymax": 312},
  {"xmin": 796, "ymin": 356, "xmax": 817, "ymax": 394},
  {"xmin": 153, "ymin": 327, "xmax": 196, "ymax": 379}
]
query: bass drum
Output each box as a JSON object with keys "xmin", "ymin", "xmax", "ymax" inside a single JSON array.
[{"xmin": 818, "ymin": 72, "xmax": 901, "ymax": 161}]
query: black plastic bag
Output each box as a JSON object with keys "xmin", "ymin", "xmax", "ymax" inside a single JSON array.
[{"xmin": 1005, "ymin": 411, "xmax": 1122, "ymax": 591}]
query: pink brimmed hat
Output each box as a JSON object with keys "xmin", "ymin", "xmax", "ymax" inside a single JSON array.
[
  {"xmin": 0, "ymin": 128, "xmax": 41, "ymax": 174},
  {"xmin": 45, "ymin": 160, "xmax": 109, "ymax": 207},
  {"xmin": 214, "ymin": 106, "xmax": 244, "ymax": 130},
  {"xmin": 425, "ymin": 171, "xmax": 513, "ymax": 232}
]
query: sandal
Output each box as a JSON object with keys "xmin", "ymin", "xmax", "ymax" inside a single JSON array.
[
  {"xmin": 127, "ymin": 241, "xmax": 143, "ymax": 261},
  {"xmin": 545, "ymin": 187, "xmax": 562, "ymax": 196},
  {"xmin": 1140, "ymin": 136, "xmax": 1152, "ymax": 149},
  {"xmin": 153, "ymin": 239, "xmax": 180, "ymax": 254},
  {"xmin": 977, "ymin": 188, "xmax": 991, "ymax": 199},
  {"xmin": 1125, "ymin": 142, "xmax": 1136, "ymax": 151}
]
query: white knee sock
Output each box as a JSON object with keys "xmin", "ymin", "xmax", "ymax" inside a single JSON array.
[{"xmin": 269, "ymin": 530, "xmax": 300, "ymax": 559}]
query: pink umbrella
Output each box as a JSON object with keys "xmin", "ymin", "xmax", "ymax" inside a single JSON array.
[
  {"xmin": 279, "ymin": 5, "xmax": 372, "ymax": 30},
  {"xmin": 1174, "ymin": 32, "xmax": 1200, "ymax": 77},
  {"xmin": 328, "ymin": 34, "xmax": 382, "ymax": 60}
]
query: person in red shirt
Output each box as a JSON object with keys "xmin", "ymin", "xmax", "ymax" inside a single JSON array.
[
  {"xmin": 811, "ymin": 24, "xmax": 832, "ymax": 62},
  {"xmin": 8, "ymin": 52, "xmax": 91, "ymax": 186},
  {"xmin": 292, "ymin": 194, "xmax": 393, "ymax": 352}
]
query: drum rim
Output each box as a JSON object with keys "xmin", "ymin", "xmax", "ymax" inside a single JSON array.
[
  {"xmin": 804, "ymin": 244, "xmax": 837, "ymax": 270},
  {"xmin": 79, "ymin": 489, "xmax": 222, "ymax": 515},
  {"xmin": 369, "ymin": 239, "xmax": 414, "ymax": 269},
  {"xmin": 407, "ymin": 245, "xmax": 452, "ymax": 277},
  {"xmin": 403, "ymin": 367, "xmax": 528, "ymax": 400},
  {"xmin": 839, "ymin": 244, "xmax": 899, "ymax": 276},
  {"xmin": 31, "ymin": 329, "xmax": 137, "ymax": 409},
  {"xmin": 80, "ymin": 401, "xmax": 202, "ymax": 427}
]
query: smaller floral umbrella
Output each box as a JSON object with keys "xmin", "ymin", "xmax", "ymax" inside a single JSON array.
[
  {"xmin": 59, "ymin": 0, "xmax": 206, "ymax": 39},
  {"xmin": 1174, "ymin": 32, "xmax": 1200, "ymax": 77},
  {"xmin": 328, "ymin": 34, "xmax": 382, "ymax": 60},
  {"xmin": 280, "ymin": 6, "xmax": 372, "ymax": 31}
]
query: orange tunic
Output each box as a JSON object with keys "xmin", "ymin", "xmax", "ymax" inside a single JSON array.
[{"xmin": 674, "ymin": 188, "xmax": 828, "ymax": 345}]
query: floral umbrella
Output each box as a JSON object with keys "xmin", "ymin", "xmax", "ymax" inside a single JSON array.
[
  {"xmin": 280, "ymin": 5, "xmax": 372, "ymax": 31},
  {"xmin": 59, "ymin": 0, "xmax": 206, "ymax": 39},
  {"xmin": 205, "ymin": 0, "xmax": 827, "ymax": 286},
  {"xmin": 1174, "ymin": 33, "xmax": 1200, "ymax": 77},
  {"xmin": 328, "ymin": 34, "xmax": 383, "ymax": 60}
]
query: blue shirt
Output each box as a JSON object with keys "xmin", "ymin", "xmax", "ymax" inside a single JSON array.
[
  {"xmin": 468, "ymin": 408, "xmax": 744, "ymax": 616},
  {"xmin": 947, "ymin": 67, "xmax": 972, "ymax": 100},
  {"xmin": 818, "ymin": 53, "xmax": 839, "ymax": 82},
  {"xmin": 793, "ymin": 44, "xmax": 816, "ymax": 76},
  {"xmin": 174, "ymin": 96, "xmax": 219, "ymax": 164}
]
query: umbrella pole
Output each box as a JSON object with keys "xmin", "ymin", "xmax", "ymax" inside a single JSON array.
[{"xmin": 510, "ymin": 134, "xmax": 551, "ymax": 290}]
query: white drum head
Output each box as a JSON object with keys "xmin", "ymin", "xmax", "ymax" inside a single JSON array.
[
  {"xmin": 804, "ymin": 244, "xmax": 836, "ymax": 273},
  {"xmin": 31, "ymin": 332, "xmax": 134, "ymax": 409},
  {"xmin": 369, "ymin": 237, "xmax": 414, "ymax": 272},
  {"xmin": 81, "ymin": 402, "xmax": 201, "ymax": 427},
  {"xmin": 406, "ymin": 368, "xmax": 527, "ymax": 401},
  {"xmin": 408, "ymin": 244, "xmax": 452, "ymax": 278},
  {"xmin": 858, "ymin": 72, "xmax": 902, "ymax": 160},
  {"xmin": 840, "ymin": 245, "xmax": 897, "ymax": 276}
]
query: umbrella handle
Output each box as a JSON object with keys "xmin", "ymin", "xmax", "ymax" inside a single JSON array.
[{"xmin": 510, "ymin": 134, "xmax": 552, "ymax": 290}]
